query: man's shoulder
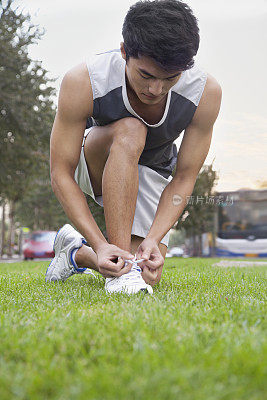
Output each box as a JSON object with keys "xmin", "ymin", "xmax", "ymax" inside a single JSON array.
[
  {"xmin": 60, "ymin": 63, "xmax": 93, "ymax": 118},
  {"xmin": 198, "ymin": 73, "xmax": 222, "ymax": 114},
  {"xmin": 62, "ymin": 50, "xmax": 122, "ymax": 86},
  {"xmin": 63, "ymin": 63, "xmax": 91, "ymax": 88},
  {"xmin": 204, "ymin": 73, "xmax": 222, "ymax": 98},
  {"xmin": 189, "ymin": 72, "xmax": 222, "ymax": 129},
  {"xmin": 86, "ymin": 49, "xmax": 123, "ymax": 72},
  {"xmin": 86, "ymin": 50, "xmax": 125, "ymax": 99}
]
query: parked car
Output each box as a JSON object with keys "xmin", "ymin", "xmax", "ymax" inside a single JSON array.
[
  {"xmin": 23, "ymin": 231, "xmax": 57, "ymax": 260},
  {"xmin": 166, "ymin": 246, "xmax": 184, "ymax": 258}
]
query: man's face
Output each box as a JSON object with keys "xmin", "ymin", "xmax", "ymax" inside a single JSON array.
[{"xmin": 121, "ymin": 46, "xmax": 182, "ymax": 105}]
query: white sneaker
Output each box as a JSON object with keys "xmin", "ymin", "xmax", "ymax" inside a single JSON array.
[
  {"xmin": 45, "ymin": 224, "xmax": 94, "ymax": 282},
  {"xmin": 105, "ymin": 255, "xmax": 153, "ymax": 294}
]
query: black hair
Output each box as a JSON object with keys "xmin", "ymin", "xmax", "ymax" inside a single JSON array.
[{"xmin": 122, "ymin": 0, "xmax": 200, "ymax": 72}]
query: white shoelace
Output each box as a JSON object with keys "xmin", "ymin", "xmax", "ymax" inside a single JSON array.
[
  {"xmin": 120, "ymin": 254, "xmax": 145, "ymax": 283},
  {"xmin": 125, "ymin": 254, "xmax": 144, "ymax": 269}
]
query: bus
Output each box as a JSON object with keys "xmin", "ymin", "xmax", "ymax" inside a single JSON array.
[{"xmin": 215, "ymin": 189, "xmax": 267, "ymax": 257}]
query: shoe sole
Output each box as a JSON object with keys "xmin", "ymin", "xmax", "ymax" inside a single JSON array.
[
  {"xmin": 105, "ymin": 285, "xmax": 153, "ymax": 295},
  {"xmin": 140, "ymin": 287, "xmax": 153, "ymax": 294}
]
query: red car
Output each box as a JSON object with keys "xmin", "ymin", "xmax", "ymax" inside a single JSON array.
[{"xmin": 23, "ymin": 231, "xmax": 57, "ymax": 260}]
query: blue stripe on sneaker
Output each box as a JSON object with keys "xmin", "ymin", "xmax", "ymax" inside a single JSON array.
[{"xmin": 70, "ymin": 247, "xmax": 87, "ymax": 273}]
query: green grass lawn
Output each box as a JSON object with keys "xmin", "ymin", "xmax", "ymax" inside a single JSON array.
[{"xmin": 0, "ymin": 258, "xmax": 266, "ymax": 400}]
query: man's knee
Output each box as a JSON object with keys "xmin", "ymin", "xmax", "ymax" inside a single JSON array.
[
  {"xmin": 113, "ymin": 117, "xmax": 146, "ymax": 133},
  {"xmin": 111, "ymin": 117, "xmax": 147, "ymax": 157}
]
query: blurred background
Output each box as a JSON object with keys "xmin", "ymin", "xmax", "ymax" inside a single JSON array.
[{"xmin": 1, "ymin": 0, "xmax": 267, "ymax": 259}]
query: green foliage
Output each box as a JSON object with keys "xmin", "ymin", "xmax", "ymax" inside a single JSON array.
[
  {"xmin": 168, "ymin": 227, "xmax": 186, "ymax": 247},
  {"xmin": 14, "ymin": 177, "xmax": 70, "ymax": 230},
  {"xmin": 0, "ymin": 0, "xmax": 55, "ymax": 202},
  {"xmin": 177, "ymin": 163, "xmax": 219, "ymax": 237},
  {"xmin": 0, "ymin": 1, "xmax": 110, "ymax": 233},
  {"xmin": 15, "ymin": 185, "xmax": 107, "ymax": 233},
  {"xmin": 0, "ymin": 1, "xmax": 70, "ymax": 232},
  {"xmin": 85, "ymin": 194, "xmax": 107, "ymax": 237},
  {"xmin": 0, "ymin": 259, "xmax": 266, "ymax": 399}
]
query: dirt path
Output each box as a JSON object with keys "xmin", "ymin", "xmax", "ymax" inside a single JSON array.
[{"xmin": 212, "ymin": 260, "xmax": 267, "ymax": 267}]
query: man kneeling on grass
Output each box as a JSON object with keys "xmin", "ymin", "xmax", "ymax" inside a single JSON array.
[{"xmin": 45, "ymin": 0, "xmax": 222, "ymax": 294}]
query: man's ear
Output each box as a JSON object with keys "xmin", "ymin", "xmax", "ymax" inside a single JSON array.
[{"xmin": 120, "ymin": 42, "xmax": 127, "ymax": 61}]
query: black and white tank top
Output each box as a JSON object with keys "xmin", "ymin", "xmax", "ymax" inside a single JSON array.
[{"xmin": 86, "ymin": 50, "xmax": 207, "ymax": 178}]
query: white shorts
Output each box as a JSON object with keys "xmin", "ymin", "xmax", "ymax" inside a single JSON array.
[{"xmin": 74, "ymin": 128, "xmax": 173, "ymax": 246}]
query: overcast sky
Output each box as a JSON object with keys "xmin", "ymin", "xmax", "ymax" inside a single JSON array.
[{"xmin": 16, "ymin": 0, "xmax": 267, "ymax": 191}]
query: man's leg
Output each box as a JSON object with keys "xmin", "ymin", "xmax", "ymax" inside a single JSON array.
[
  {"xmin": 101, "ymin": 119, "xmax": 147, "ymax": 252},
  {"xmin": 75, "ymin": 117, "xmax": 147, "ymax": 263}
]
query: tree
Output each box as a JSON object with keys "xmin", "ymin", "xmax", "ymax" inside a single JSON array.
[
  {"xmin": 0, "ymin": 0, "xmax": 56, "ymax": 254},
  {"xmin": 0, "ymin": 198, "xmax": 7, "ymax": 256},
  {"xmin": 14, "ymin": 177, "xmax": 68, "ymax": 231},
  {"xmin": 176, "ymin": 162, "xmax": 219, "ymax": 256},
  {"xmin": 0, "ymin": 0, "xmax": 56, "ymax": 197},
  {"xmin": 0, "ymin": 1, "xmax": 108, "ymax": 252}
]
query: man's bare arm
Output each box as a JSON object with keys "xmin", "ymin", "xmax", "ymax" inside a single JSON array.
[
  {"xmin": 145, "ymin": 74, "xmax": 222, "ymax": 245},
  {"xmin": 50, "ymin": 63, "xmax": 108, "ymax": 251},
  {"xmin": 51, "ymin": 62, "xmax": 134, "ymax": 273}
]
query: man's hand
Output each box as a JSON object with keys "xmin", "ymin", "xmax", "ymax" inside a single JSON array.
[
  {"xmin": 96, "ymin": 243, "xmax": 134, "ymax": 278},
  {"xmin": 136, "ymin": 238, "xmax": 164, "ymax": 285}
]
